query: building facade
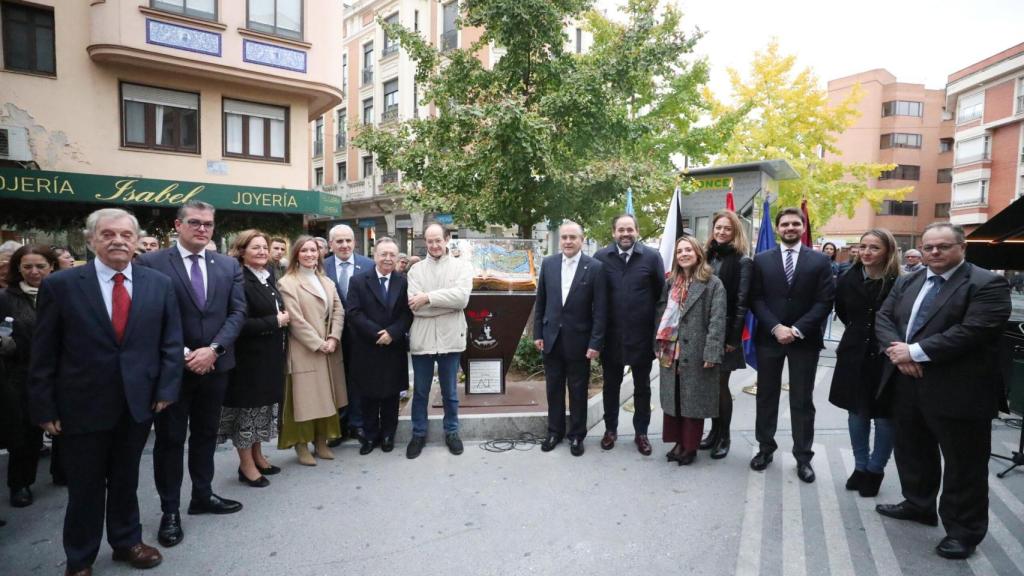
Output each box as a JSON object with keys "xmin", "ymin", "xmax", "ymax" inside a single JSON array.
[
  {"xmin": 818, "ymin": 69, "xmax": 954, "ymax": 252},
  {"xmin": 0, "ymin": 0, "xmax": 343, "ymax": 248},
  {"xmin": 944, "ymin": 42, "xmax": 1024, "ymax": 231}
]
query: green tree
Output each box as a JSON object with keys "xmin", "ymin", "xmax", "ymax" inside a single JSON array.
[
  {"xmin": 354, "ymin": 0, "xmax": 740, "ymax": 241},
  {"xmin": 706, "ymin": 40, "xmax": 908, "ymax": 228}
]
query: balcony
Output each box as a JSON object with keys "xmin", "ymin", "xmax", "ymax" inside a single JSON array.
[
  {"xmin": 382, "ymin": 43, "xmax": 399, "ymax": 58},
  {"xmin": 343, "ymin": 177, "xmax": 374, "ymax": 201},
  {"xmin": 441, "ymin": 29, "xmax": 457, "ymax": 52},
  {"xmin": 382, "ymin": 169, "xmax": 399, "ymax": 184},
  {"xmin": 313, "ymin": 140, "xmax": 324, "ymax": 157},
  {"xmin": 381, "ymin": 104, "xmax": 399, "ymax": 124},
  {"xmin": 362, "ymin": 69, "xmax": 374, "ymax": 85},
  {"xmin": 955, "ymin": 151, "xmax": 990, "ymax": 166},
  {"xmin": 952, "ymin": 193, "xmax": 988, "ymax": 209},
  {"xmin": 335, "ymin": 132, "xmax": 347, "ymax": 149}
]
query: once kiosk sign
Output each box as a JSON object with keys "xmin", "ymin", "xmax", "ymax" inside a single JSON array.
[
  {"xmin": 0, "ymin": 168, "xmax": 342, "ymax": 217},
  {"xmin": 691, "ymin": 176, "xmax": 734, "ymax": 191}
]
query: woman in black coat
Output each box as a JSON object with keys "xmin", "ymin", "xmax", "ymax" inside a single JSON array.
[
  {"xmin": 217, "ymin": 230, "xmax": 289, "ymax": 487},
  {"xmin": 701, "ymin": 210, "xmax": 752, "ymax": 459},
  {"xmin": 828, "ymin": 228, "xmax": 901, "ymax": 497},
  {"xmin": 0, "ymin": 245, "xmax": 58, "ymax": 507}
]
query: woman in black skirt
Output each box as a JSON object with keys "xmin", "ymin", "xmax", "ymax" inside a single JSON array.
[{"xmin": 217, "ymin": 230, "xmax": 289, "ymax": 487}]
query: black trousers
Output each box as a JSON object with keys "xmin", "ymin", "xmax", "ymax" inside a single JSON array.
[
  {"xmin": 361, "ymin": 394, "xmax": 400, "ymax": 442},
  {"xmin": 754, "ymin": 343, "xmax": 819, "ymax": 464},
  {"xmin": 339, "ymin": 337, "xmax": 363, "ymax": 432},
  {"xmin": 544, "ymin": 339, "xmax": 590, "ymax": 441},
  {"xmin": 62, "ymin": 410, "xmax": 150, "ymax": 572},
  {"xmin": 6, "ymin": 420, "xmax": 42, "ymax": 489},
  {"xmin": 153, "ymin": 371, "xmax": 228, "ymax": 513},
  {"xmin": 602, "ymin": 356, "xmax": 653, "ymax": 435},
  {"xmin": 892, "ymin": 376, "xmax": 991, "ymax": 546}
]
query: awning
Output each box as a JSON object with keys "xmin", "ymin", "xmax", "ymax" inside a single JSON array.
[
  {"xmin": 0, "ymin": 168, "xmax": 341, "ymax": 218},
  {"xmin": 965, "ymin": 194, "xmax": 1024, "ymax": 270}
]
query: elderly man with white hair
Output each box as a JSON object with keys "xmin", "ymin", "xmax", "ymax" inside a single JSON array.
[{"xmin": 903, "ymin": 249, "xmax": 924, "ymax": 273}]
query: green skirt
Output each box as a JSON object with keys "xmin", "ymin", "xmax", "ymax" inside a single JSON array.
[{"xmin": 277, "ymin": 375, "xmax": 341, "ymax": 449}]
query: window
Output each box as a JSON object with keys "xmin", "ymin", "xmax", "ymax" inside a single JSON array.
[
  {"xmin": 694, "ymin": 216, "xmax": 709, "ymax": 242},
  {"xmin": 878, "ymin": 164, "xmax": 920, "ymax": 181},
  {"xmin": 955, "ymin": 135, "xmax": 990, "ymax": 165},
  {"xmin": 413, "ymin": 81, "xmax": 419, "ymax": 118},
  {"xmin": 1017, "ymin": 78, "xmax": 1024, "ymax": 114},
  {"xmin": 342, "ymin": 54, "xmax": 348, "ymax": 92},
  {"xmin": 362, "ymin": 155, "xmax": 373, "ymax": 178},
  {"xmin": 937, "ymin": 168, "xmax": 952, "ymax": 183},
  {"xmin": 934, "ymin": 203, "xmax": 950, "ymax": 218},
  {"xmin": 881, "ymin": 100, "xmax": 923, "ymax": 117},
  {"xmin": 879, "ymin": 133, "xmax": 922, "ymax": 149},
  {"xmin": 957, "ymin": 92, "xmax": 984, "ymax": 123},
  {"xmin": 336, "ymin": 109, "xmax": 346, "ymax": 148},
  {"xmin": 150, "ymin": 0, "xmax": 216, "ymax": 21},
  {"xmin": 414, "ymin": 9, "xmax": 419, "ymax": 32},
  {"xmin": 939, "ymin": 137, "xmax": 954, "ymax": 153},
  {"xmin": 362, "ymin": 97, "xmax": 373, "ymax": 125},
  {"xmin": 313, "ymin": 116, "xmax": 323, "ymax": 157},
  {"xmin": 2, "ymin": 2, "xmax": 55, "ymax": 75},
  {"xmin": 121, "ymin": 83, "xmax": 199, "ymax": 153},
  {"xmin": 575, "ymin": 28, "xmax": 582, "ymax": 54},
  {"xmin": 247, "ymin": 0, "xmax": 302, "ymax": 40},
  {"xmin": 382, "ymin": 13, "xmax": 399, "ymax": 57},
  {"xmin": 382, "ymin": 79, "xmax": 398, "ymax": 122},
  {"xmin": 441, "ymin": 1, "xmax": 457, "ymax": 52},
  {"xmin": 224, "ymin": 99, "xmax": 288, "ymax": 161},
  {"xmin": 337, "ymin": 161, "xmax": 347, "ymax": 182},
  {"xmin": 314, "ymin": 167, "xmax": 323, "ymax": 186},
  {"xmin": 877, "ymin": 200, "xmax": 918, "ymax": 216},
  {"xmin": 952, "ymin": 180, "xmax": 988, "ymax": 208},
  {"xmin": 362, "ymin": 42, "xmax": 373, "ymax": 84}
]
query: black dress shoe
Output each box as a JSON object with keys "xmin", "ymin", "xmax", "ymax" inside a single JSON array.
[
  {"xmin": 406, "ymin": 436, "xmax": 426, "ymax": 460},
  {"xmin": 570, "ymin": 438, "xmax": 584, "ymax": 457},
  {"xmin": 858, "ymin": 471, "xmax": 884, "ymax": 497},
  {"xmin": 540, "ymin": 435, "xmax": 561, "ymax": 452},
  {"xmin": 710, "ymin": 435, "xmax": 730, "ymax": 460},
  {"xmin": 348, "ymin": 427, "xmax": 365, "ymax": 442},
  {"xmin": 359, "ymin": 440, "xmax": 375, "ymax": 455},
  {"xmin": 749, "ymin": 451, "xmax": 773, "ymax": 471},
  {"xmin": 381, "ymin": 435, "xmax": 395, "ymax": 452},
  {"xmin": 600, "ymin": 430, "xmax": 617, "ymax": 450},
  {"xmin": 157, "ymin": 512, "xmax": 183, "ymax": 547},
  {"xmin": 237, "ymin": 468, "xmax": 269, "ymax": 488},
  {"xmin": 187, "ymin": 494, "xmax": 243, "ymax": 515},
  {"xmin": 875, "ymin": 501, "xmax": 939, "ymax": 526},
  {"xmin": 699, "ymin": 428, "xmax": 718, "ymax": 450},
  {"xmin": 797, "ymin": 462, "xmax": 816, "ymax": 483},
  {"xmin": 678, "ymin": 451, "xmax": 697, "ymax": 465},
  {"xmin": 256, "ymin": 463, "xmax": 281, "ymax": 476},
  {"xmin": 326, "ymin": 437, "xmax": 343, "ymax": 448},
  {"xmin": 936, "ymin": 536, "xmax": 976, "ymax": 560},
  {"xmin": 10, "ymin": 486, "xmax": 33, "ymax": 508}
]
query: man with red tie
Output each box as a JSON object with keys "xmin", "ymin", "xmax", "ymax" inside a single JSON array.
[{"xmin": 30, "ymin": 208, "xmax": 184, "ymax": 576}]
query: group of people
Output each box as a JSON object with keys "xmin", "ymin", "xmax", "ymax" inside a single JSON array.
[{"xmin": 533, "ymin": 209, "xmax": 1010, "ymax": 562}]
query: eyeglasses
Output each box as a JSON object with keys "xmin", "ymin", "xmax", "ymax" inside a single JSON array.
[
  {"xmin": 184, "ymin": 219, "xmax": 214, "ymax": 231},
  {"xmin": 920, "ymin": 243, "xmax": 961, "ymax": 253}
]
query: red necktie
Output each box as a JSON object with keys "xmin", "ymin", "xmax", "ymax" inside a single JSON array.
[{"xmin": 112, "ymin": 272, "xmax": 131, "ymax": 343}]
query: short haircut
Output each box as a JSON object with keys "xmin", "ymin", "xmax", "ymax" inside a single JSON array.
[
  {"xmin": 922, "ymin": 221, "xmax": 965, "ymax": 244},
  {"xmin": 176, "ymin": 200, "xmax": 216, "ymax": 221},
  {"xmin": 85, "ymin": 208, "xmax": 140, "ymax": 239},
  {"xmin": 375, "ymin": 237, "xmax": 399, "ymax": 252},
  {"xmin": 904, "ymin": 248, "xmax": 922, "ymax": 258},
  {"xmin": 612, "ymin": 213, "xmax": 638, "ymax": 231},
  {"xmin": 559, "ymin": 220, "xmax": 584, "ymax": 236},
  {"xmin": 328, "ymin": 224, "xmax": 354, "ymax": 241},
  {"xmin": 314, "ymin": 237, "xmax": 329, "ymax": 247},
  {"xmin": 424, "ymin": 222, "xmax": 450, "ymax": 238},
  {"xmin": 269, "ymin": 237, "xmax": 288, "ymax": 246},
  {"xmin": 228, "ymin": 229, "xmax": 271, "ymax": 264},
  {"xmin": 775, "ymin": 207, "xmax": 803, "ymax": 227},
  {"xmin": 5, "ymin": 244, "xmax": 58, "ymax": 286}
]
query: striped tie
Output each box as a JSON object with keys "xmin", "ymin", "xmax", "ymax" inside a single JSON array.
[{"xmin": 784, "ymin": 249, "xmax": 795, "ymax": 285}]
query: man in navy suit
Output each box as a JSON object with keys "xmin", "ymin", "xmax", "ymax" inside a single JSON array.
[
  {"xmin": 30, "ymin": 208, "xmax": 183, "ymax": 575},
  {"xmin": 533, "ymin": 221, "xmax": 607, "ymax": 456},
  {"xmin": 594, "ymin": 214, "xmax": 664, "ymax": 455},
  {"xmin": 749, "ymin": 207, "xmax": 835, "ymax": 483},
  {"xmin": 323, "ymin": 224, "xmax": 374, "ymax": 444},
  {"xmin": 135, "ymin": 200, "xmax": 246, "ymax": 548}
]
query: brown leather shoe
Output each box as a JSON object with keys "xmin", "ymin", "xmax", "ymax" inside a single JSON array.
[
  {"xmin": 112, "ymin": 542, "xmax": 163, "ymax": 569},
  {"xmin": 64, "ymin": 568, "xmax": 92, "ymax": 576},
  {"xmin": 600, "ymin": 430, "xmax": 617, "ymax": 450},
  {"xmin": 635, "ymin": 434, "xmax": 653, "ymax": 456}
]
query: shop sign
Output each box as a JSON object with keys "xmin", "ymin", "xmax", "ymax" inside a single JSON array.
[{"xmin": 691, "ymin": 176, "xmax": 734, "ymax": 191}]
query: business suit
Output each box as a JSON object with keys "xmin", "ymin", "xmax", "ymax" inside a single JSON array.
[
  {"xmin": 533, "ymin": 253, "xmax": 607, "ymax": 441},
  {"xmin": 29, "ymin": 262, "xmax": 183, "ymax": 572},
  {"xmin": 875, "ymin": 262, "xmax": 1010, "ymax": 546},
  {"xmin": 594, "ymin": 242, "xmax": 664, "ymax": 438},
  {"xmin": 324, "ymin": 252, "xmax": 374, "ymax": 434},
  {"xmin": 346, "ymin": 268, "xmax": 413, "ymax": 444},
  {"xmin": 750, "ymin": 244, "xmax": 835, "ymax": 464},
  {"xmin": 136, "ymin": 246, "xmax": 246, "ymax": 513}
]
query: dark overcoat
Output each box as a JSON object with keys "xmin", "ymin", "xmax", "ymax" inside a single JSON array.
[
  {"xmin": 345, "ymin": 268, "xmax": 413, "ymax": 399},
  {"xmin": 594, "ymin": 243, "xmax": 664, "ymax": 366},
  {"xmin": 224, "ymin": 267, "xmax": 286, "ymax": 408}
]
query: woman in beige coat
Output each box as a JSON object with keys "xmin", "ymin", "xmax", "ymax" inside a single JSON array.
[{"xmin": 277, "ymin": 236, "xmax": 348, "ymax": 465}]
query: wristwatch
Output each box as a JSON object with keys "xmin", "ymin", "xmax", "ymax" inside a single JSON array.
[{"xmin": 210, "ymin": 343, "xmax": 226, "ymax": 357}]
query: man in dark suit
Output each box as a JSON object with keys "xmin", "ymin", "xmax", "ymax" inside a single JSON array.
[
  {"xmin": 135, "ymin": 200, "xmax": 246, "ymax": 548},
  {"xmin": 594, "ymin": 213, "xmax": 664, "ymax": 455},
  {"xmin": 30, "ymin": 208, "xmax": 183, "ymax": 576},
  {"xmin": 533, "ymin": 221, "xmax": 607, "ymax": 456},
  {"xmin": 345, "ymin": 237, "xmax": 414, "ymax": 455},
  {"xmin": 875, "ymin": 222, "xmax": 1011, "ymax": 560},
  {"xmin": 749, "ymin": 207, "xmax": 835, "ymax": 483},
  {"xmin": 323, "ymin": 223, "xmax": 374, "ymax": 445}
]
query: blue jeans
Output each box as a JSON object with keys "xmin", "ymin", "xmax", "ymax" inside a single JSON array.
[
  {"xmin": 848, "ymin": 412, "xmax": 894, "ymax": 474},
  {"xmin": 411, "ymin": 353, "xmax": 461, "ymax": 437}
]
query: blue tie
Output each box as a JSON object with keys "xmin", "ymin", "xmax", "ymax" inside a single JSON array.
[
  {"xmin": 339, "ymin": 261, "xmax": 351, "ymax": 298},
  {"xmin": 379, "ymin": 276, "xmax": 388, "ymax": 301},
  {"xmin": 784, "ymin": 249, "xmax": 795, "ymax": 285},
  {"xmin": 909, "ymin": 276, "xmax": 945, "ymax": 339}
]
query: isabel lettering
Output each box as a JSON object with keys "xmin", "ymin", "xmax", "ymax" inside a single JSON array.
[
  {"xmin": 94, "ymin": 180, "xmax": 204, "ymax": 205},
  {"xmin": 0, "ymin": 175, "xmax": 74, "ymax": 195},
  {"xmin": 232, "ymin": 191, "xmax": 299, "ymax": 208}
]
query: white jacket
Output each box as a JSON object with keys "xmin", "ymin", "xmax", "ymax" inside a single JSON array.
[{"xmin": 407, "ymin": 253, "xmax": 473, "ymax": 355}]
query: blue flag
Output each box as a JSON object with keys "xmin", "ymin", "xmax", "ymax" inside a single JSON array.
[
  {"xmin": 743, "ymin": 195, "xmax": 776, "ymax": 370},
  {"xmin": 625, "ymin": 187, "xmax": 635, "ymax": 216}
]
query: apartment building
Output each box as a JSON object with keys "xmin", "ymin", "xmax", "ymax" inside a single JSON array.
[
  {"xmin": 0, "ymin": 0, "xmax": 344, "ymax": 245},
  {"xmin": 818, "ymin": 69, "xmax": 954, "ymax": 252},
  {"xmin": 945, "ymin": 42, "xmax": 1024, "ymax": 231}
]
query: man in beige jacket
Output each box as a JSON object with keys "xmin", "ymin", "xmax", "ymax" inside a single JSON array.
[{"xmin": 405, "ymin": 223, "xmax": 474, "ymax": 459}]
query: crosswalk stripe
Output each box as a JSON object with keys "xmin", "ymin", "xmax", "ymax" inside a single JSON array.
[
  {"xmin": 735, "ymin": 445, "xmax": 764, "ymax": 576},
  {"xmin": 840, "ymin": 449, "xmax": 902, "ymax": 576},
  {"xmin": 812, "ymin": 443, "xmax": 855, "ymax": 576},
  {"xmin": 782, "ymin": 452, "xmax": 807, "ymax": 576},
  {"xmin": 967, "ymin": 548, "xmax": 1000, "ymax": 575},
  {"xmin": 986, "ymin": 509, "xmax": 1024, "ymax": 575}
]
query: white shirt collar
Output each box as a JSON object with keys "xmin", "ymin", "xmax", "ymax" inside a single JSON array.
[
  {"xmin": 562, "ymin": 252, "xmax": 581, "ymax": 266},
  {"xmin": 337, "ymin": 254, "xmax": 355, "ymax": 265},
  {"xmin": 617, "ymin": 246, "xmax": 635, "ymax": 257},
  {"xmin": 926, "ymin": 259, "xmax": 965, "ymax": 282},
  {"xmin": 781, "ymin": 242, "xmax": 802, "ymax": 253},
  {"xmin": 376, "ymin": 268, "xmax": 391, "ymax": 280},
  {"xmin": 246, "ymin": 265, "xmax": 271, "ymax": 284},
  {"xmin": 176, "ymin": 242, "xmax": 205, "ymax": 261},
  {"xmin": 95, "ymin": 258, "xmax": 132, "ymax": 283}
]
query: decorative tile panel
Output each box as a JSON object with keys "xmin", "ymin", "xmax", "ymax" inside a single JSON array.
[
  {"xmin": 146, "ymin": 19, "xmax": 221, "ymax": 57},
  {"xmin": 243, "ymin": 39, "xmax": 307, "ymax": 73}
]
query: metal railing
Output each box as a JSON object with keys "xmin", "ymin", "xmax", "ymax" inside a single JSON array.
[
  {"xmin": 441, "ymin": 29, "xmax": 457, "ymax": 52},
  {"xmin": 362, "ymin": 68, "xmax": 373, "ymax": 84},
  {"xmin": 335, "ymin": 132, "xmax": 346, "ymax": 148},
  {"xmin": 382, "ymin": 43, "xmax": 399, "ymax": 58},
  {"xmin": 381, "ymin": 104, "xmax": 399, "ymax": 124},
  {"xmin": 952, "ymin": 193, "xmax": 988, "ymax": 209},
  {"xmin": 382, "ymin": 169, "xmax": 399, "ymax": 184}
]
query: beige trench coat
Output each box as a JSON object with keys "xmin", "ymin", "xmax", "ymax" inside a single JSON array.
[{"xmin": 277, "ymin": 271, "xmax": 348, "ymax": 422}]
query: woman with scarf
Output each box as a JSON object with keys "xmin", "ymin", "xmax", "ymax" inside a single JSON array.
[
  {"xmin": 699, "ymin": 210, "xmax": 752, "ymax": 459},
  {"xmin": 656, "ymin": 235, "xmax": 727, "ymax": 465}
]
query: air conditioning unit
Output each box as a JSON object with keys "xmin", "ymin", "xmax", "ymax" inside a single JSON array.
[{"xmin": 0, "ymin": 126, "xmax": 32, "ymax": 162}]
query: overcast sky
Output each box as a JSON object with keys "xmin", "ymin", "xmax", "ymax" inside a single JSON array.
[{"xmin": 596, "ymin": 0, "xmax": 1024, "ymax": 100}]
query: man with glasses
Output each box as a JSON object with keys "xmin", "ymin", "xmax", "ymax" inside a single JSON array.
[
  {"xmin": 136, "ymin": 200, "xmax": 247, "ymax": 549},
  {"xmin": 875, "ymin": 222, "xmax": 1011, "ymax": 560}
]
